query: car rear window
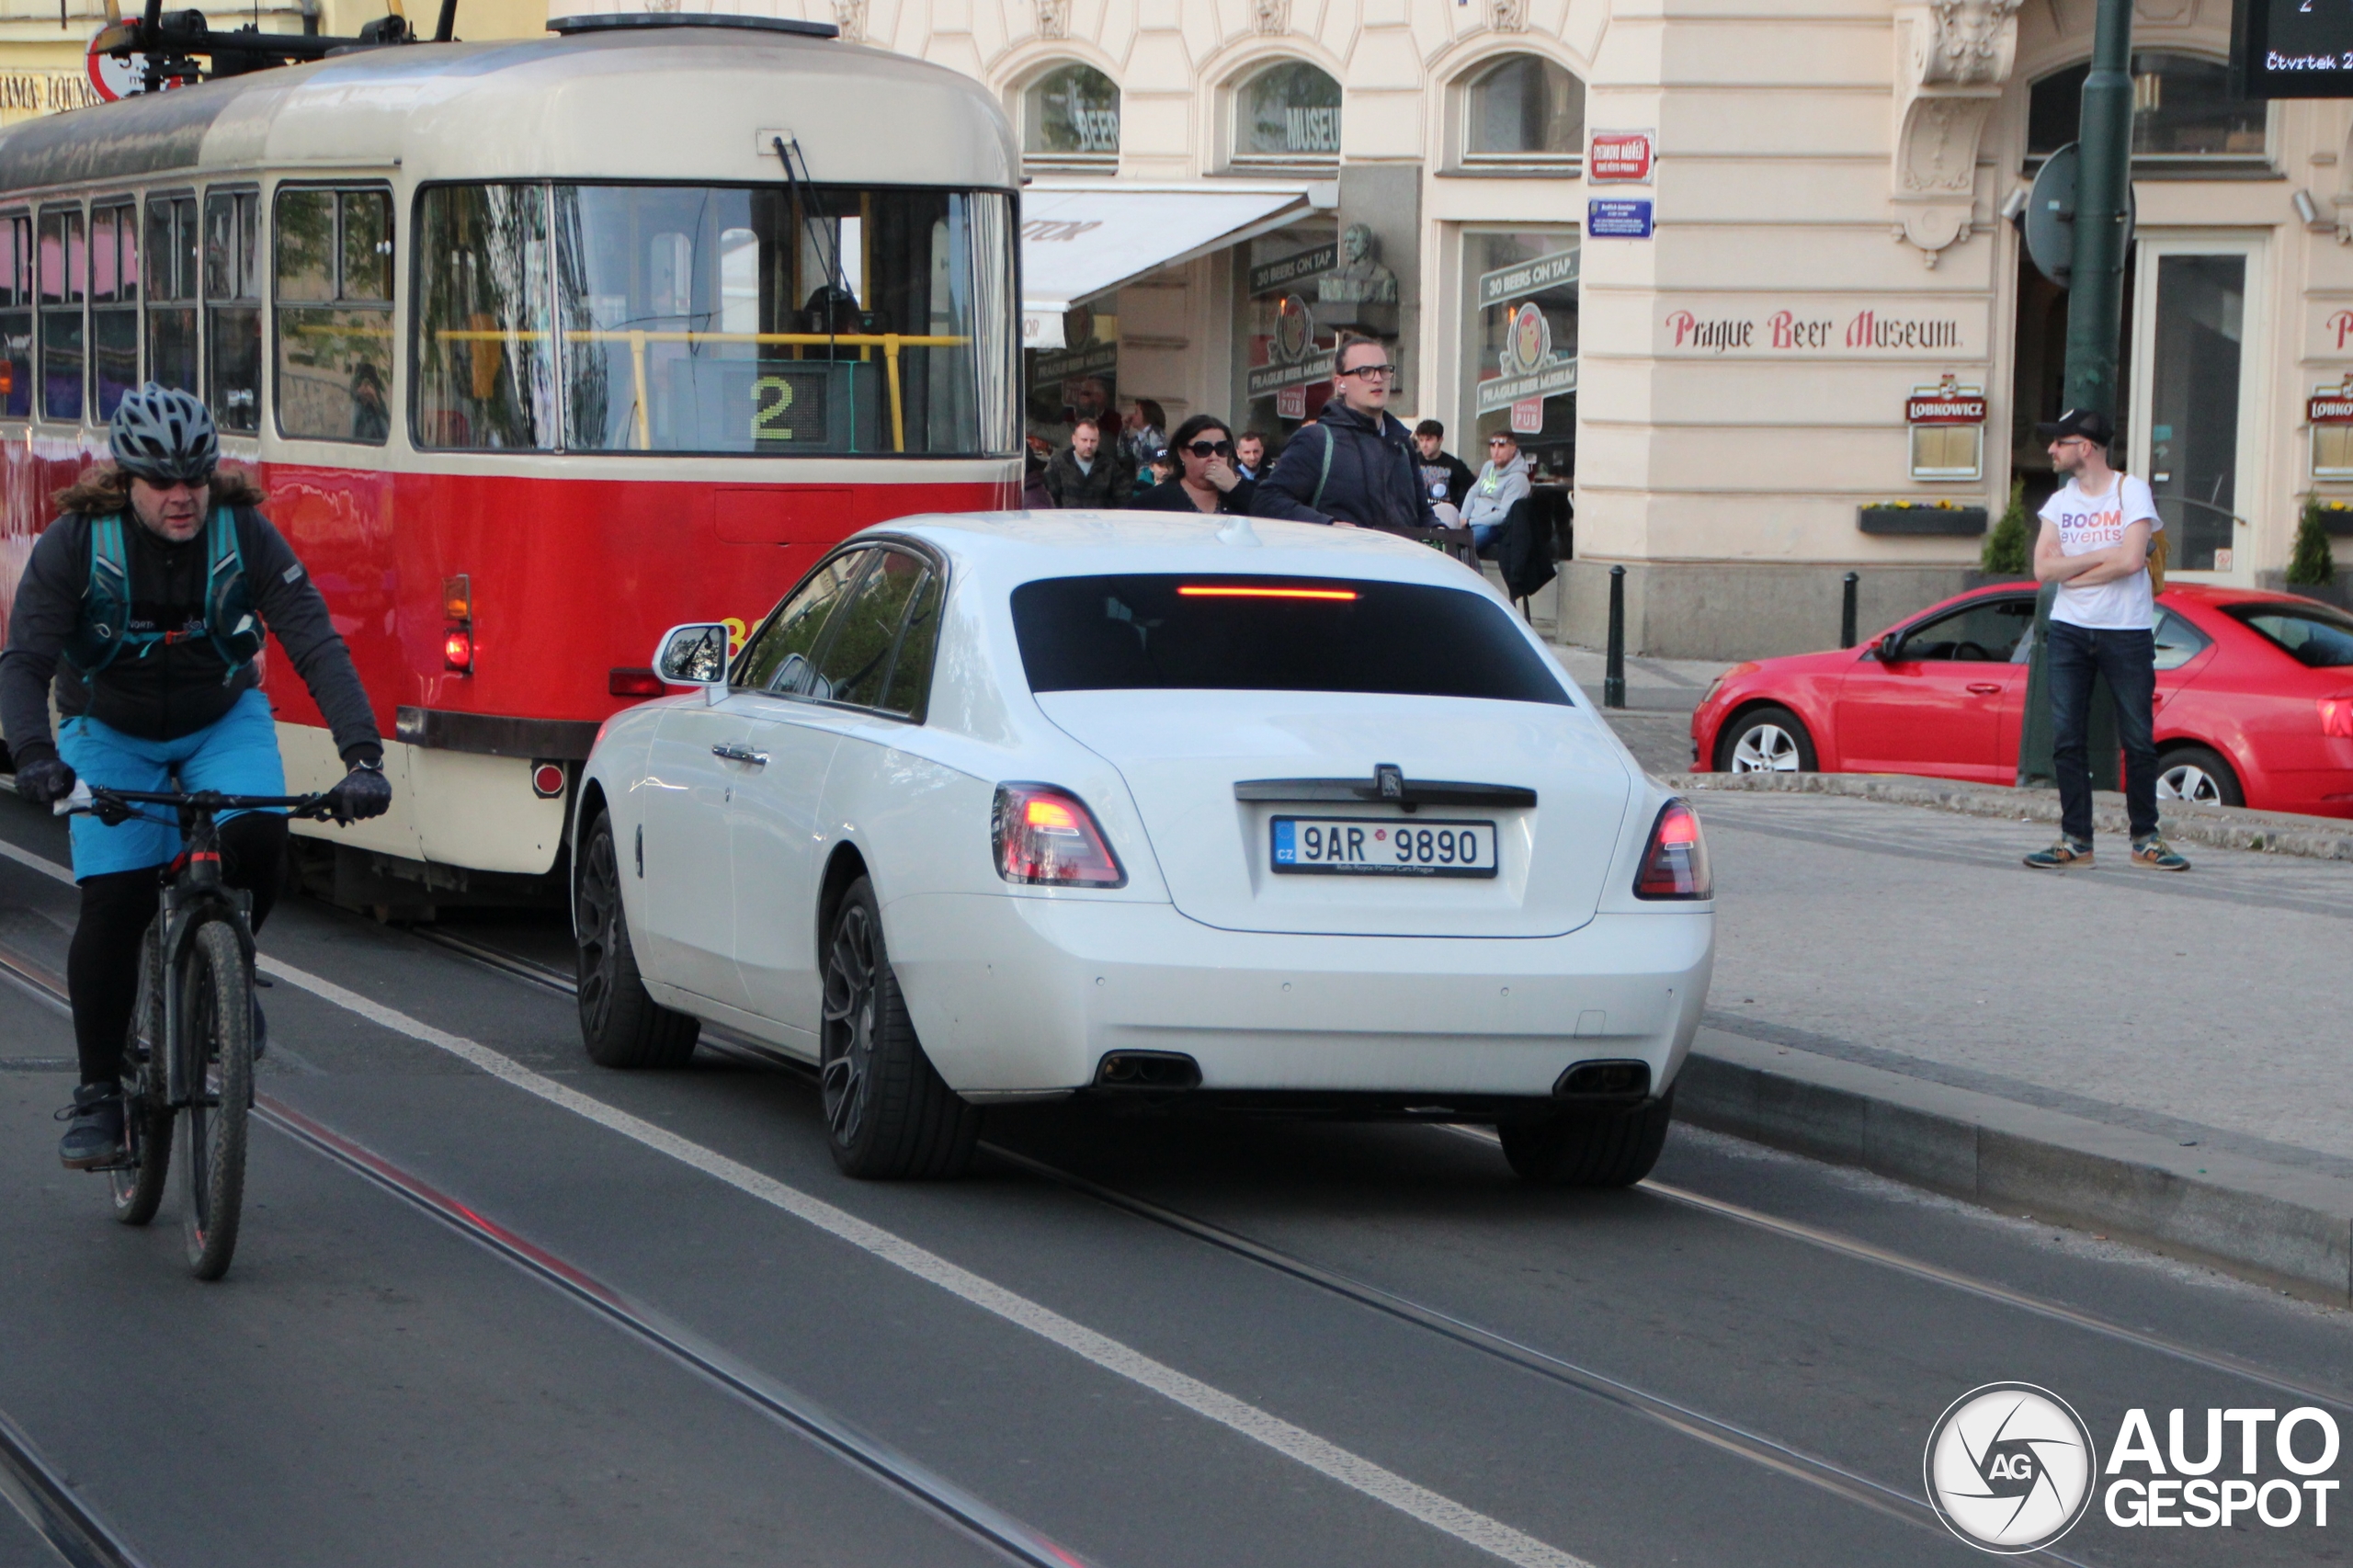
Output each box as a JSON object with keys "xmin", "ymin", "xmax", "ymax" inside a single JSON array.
[
  {"xmin": 1010, "ymin": 574, "xmax": 1574, "ymax": 704},
  {"xmin": 2225, "ymin": 602, "xmax": 2353, "ymax": 668}
]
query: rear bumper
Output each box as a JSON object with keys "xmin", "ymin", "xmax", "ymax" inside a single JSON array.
[{"xmin": 882, "ymin": 892, "xmax": 1713, "ymax": 1099}]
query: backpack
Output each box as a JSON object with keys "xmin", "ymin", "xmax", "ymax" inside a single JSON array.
[{"xmin": 61, "ymin": 508, "xmax": 264, "ymax": 684}]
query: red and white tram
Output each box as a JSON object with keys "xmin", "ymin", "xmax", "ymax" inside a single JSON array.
[{"xmin": 0, "ymin": 14, "xmax": 1021, "ymax": 905}]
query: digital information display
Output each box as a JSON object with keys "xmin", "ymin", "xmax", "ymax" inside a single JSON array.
[{"xmin": 2236, "ymin": 0, "xmax": 2353, "ymax": 97}]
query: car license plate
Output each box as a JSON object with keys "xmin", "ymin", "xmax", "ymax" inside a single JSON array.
[{"xmin": 1269, "ymin": 817, "xmax": 1498, "ymax": 878}]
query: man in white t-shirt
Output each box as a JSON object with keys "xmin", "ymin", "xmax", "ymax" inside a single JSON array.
[{"xmin": 2023, "ymin": 408, "xmax": 2188, "ymax": 872}]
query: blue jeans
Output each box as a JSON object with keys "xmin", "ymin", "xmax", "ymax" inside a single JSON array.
[
  {"xmin": 1469, "ymin": 521, "xmax": 1502, "ymax": 554},
  {"xmin": 2045, "ymin": 620, "xmax": 2157, "ymax": 845},
  {"xmin": 55, "ymin": 688, "xmax": 287, "ymax": 880}
]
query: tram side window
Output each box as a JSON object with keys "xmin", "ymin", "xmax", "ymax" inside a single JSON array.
[
  {"xmin": 204, "ymin": 189, "xmax": 262, "ymax": 434},
  {"xmin": 144, "ymin": 196, "xmax": 199, "ymax": 396},
  {"xmin": 39, "ymin": 207, "xmax": 84, "ymax": 424},
  {"xmin": 275, "ymin": 187, "xmax": 392, "ymax": 443},
  {"xmin": 0, "ymin": 213, "xmax": 29, "ymax": 419},
  {"xmin": 90, "ymin": 202, "xmax": 138, "ymax": 420},
  {"xmin": 414, "ymin": 184, "xmax": 556, "ymax": 450},
  {"xmin": 546, "ymin": 184, "xmax": 1015, "ymax": 456}
]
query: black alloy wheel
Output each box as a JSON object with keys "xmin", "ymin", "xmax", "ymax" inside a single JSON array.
[
  {"xmin": 819, "ymin": 877, "xmax": 979, "ymax": 1180},
  {"xmin": 575, "ymin": 812, "xmax": 699, "ymax": 1069}
]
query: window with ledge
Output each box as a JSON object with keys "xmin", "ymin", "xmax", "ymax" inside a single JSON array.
[
  {"xmin": 1460, "ymin": 55, "xmax": 1583, "ymax": 168},
  {"xmin": 1233, "ymin": 62, "xmax": 1341, "ymax": 167},
  {"xmin": 90, "ymin": 201, "xmax": 138, "ymax": 421},
  {"xmin": 1024, "ymin": 63, "xmax": 1120, "ymax": 168},
  {"xmin": 2027, "ymin": 53, "xmax": 2268, "ymax": 165}
]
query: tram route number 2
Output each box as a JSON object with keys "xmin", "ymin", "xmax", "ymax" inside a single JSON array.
[{"xmin": 754, "ymin": 376, "xmax": 796, "ymax": 442}]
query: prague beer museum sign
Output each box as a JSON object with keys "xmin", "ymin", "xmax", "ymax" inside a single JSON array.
[{"xmin": 2236, "ymin": 0, "xmax": 2353, "ymax": 97}]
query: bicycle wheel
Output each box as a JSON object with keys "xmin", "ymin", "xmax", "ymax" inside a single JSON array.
[
  {"xmin": 109, "ymin": 926, "xmax": 172, "ymax": 1226},
  {"xmin": 178, "ymin": 919, "xmax": 252, "ymax": 1280}
]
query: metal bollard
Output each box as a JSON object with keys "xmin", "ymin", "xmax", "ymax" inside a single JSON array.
[
  {"xmin": 1604, "ymin": 564, "xmax": 1627, "ymax": 710},
  {"xmin": 1840, "ymin": 571, "xmax": 1859, "ymax": 650}
]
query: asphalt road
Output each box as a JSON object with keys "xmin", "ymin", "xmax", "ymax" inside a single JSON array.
[{"xmin": 1, "ymin": 791, "xmax": 2347, "ymax": 1568}]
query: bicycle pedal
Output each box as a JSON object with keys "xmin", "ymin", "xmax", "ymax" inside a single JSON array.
[{"xmin": 86, "ymin": 1156, "xmax": 138, "ymax": 1174}]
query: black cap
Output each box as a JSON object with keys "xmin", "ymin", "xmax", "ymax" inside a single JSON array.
[{"xmin": 2035, "ymin": 408, "xmax": 2115, "ymax": 446}]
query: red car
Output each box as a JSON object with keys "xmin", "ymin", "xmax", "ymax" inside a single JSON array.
[{"xmin": 1689, "ymin": 584, "xmax": 2353, "ymax": 819}]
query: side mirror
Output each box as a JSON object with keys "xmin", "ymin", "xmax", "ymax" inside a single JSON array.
[
  {"xmin": 654, "ymin": 622, "xmax": 730, "ymax": 687},
  {"xmin": 1874, "ymin": 632, "xmax": 1903, "ymax": 664}
]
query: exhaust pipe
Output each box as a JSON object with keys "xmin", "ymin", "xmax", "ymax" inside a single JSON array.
[
  {"xmin": 1094, "ymin": 1051, "xmax": 1201, "ymax": 1090},
  {"xmin": 1553, "ymin": 1060, "xmax": 1650, "ymax": 1100}
]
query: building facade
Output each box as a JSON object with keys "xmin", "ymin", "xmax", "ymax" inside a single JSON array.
[{"xmin": 6, "ymin": 0, "xmax": 2345, "ymax": 655}]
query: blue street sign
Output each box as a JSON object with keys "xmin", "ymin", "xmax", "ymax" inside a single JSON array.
[{"xmin": 1587, "ymin": 199, "xmax": 1654, "ymax": 239}]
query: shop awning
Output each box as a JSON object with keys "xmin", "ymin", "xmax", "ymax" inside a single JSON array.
[{"xmin": 1021, "ymin": 184, "xmax": 1319, "ymax": 350}]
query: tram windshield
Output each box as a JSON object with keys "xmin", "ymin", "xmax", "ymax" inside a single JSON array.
[{"xmin": 415, "ymin": 183, "xmax": 1017, "ymax": 458}]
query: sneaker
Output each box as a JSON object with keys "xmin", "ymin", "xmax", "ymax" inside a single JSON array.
[
  {"xmin": 2023, "ymin": 838, "xmax": 2094, "ymax": 870},
  {"xmin": 55, "ymin": 1084, "xmax": 125, "ymax": 1170},
  {"xmin": 2132, "ymin": 836, "xmax": 2190, "ymax": 872}
]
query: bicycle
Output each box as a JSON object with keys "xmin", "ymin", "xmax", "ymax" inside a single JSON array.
[{"xmin": 56, "ymin": 783, "xmax": 340, "ymax": 1280}]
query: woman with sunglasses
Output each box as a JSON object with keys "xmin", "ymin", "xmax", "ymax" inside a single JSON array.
[{"xmin": 1132, "ymin": 414, "xmax": 1259, "ymax": 516}]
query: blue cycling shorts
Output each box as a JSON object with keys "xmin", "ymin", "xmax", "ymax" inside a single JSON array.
[{"xmin": 56, "ymin": 687, "xmax": 287, "ymax": 881}]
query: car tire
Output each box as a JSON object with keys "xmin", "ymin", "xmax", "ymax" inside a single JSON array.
[
  {"xmin": 1497, "ymin": 1088, "xmax": 1676, "ymax": 1187},
  {"xmin": 575, "ymin": 812, "xmax": 700, "ymax": 1069},
  {"xmin": 820, "ymin": 877, "xmax": 980, "ymax": 1180},
  {"xmin": 1715, "ymin": 706, "xmax": 1817, "ymax": 774},
  {"xmin": 2156, "ymin": 744, "xmax": 2244, "ymax": 809}
]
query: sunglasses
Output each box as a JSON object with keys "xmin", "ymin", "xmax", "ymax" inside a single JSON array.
[
  {"xmin": 1185, "ymin": 439, "xmax": 1234, "ymax": 458},
  {"xmin": 1487, "ymin": 437, "xmax": 1514, "ymax": 447}
]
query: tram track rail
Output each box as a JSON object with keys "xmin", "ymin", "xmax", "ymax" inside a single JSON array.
[{"xmin": 0, "ymin": 930, "xmax": 1094, "ymax": 1568}]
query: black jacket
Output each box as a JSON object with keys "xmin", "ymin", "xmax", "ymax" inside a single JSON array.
[
  {"xmin": 1, "ymin": 507, "xmax": 381, "ymax": 768},
  {"xmin": 1041, "ymin": 445, "xmax": 1134, "ymax": 509},
  {"xmin": 1251, "ymin": 403, "xmax": 1442, "ymax": 533},
  {"xmin": 1131, "ymin": 476, "xmax": 1258, "ymax": 516}
]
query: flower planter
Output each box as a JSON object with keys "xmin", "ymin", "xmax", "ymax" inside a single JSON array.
[{"xmin": 1858, "ymin": 505, "xmax": 1988, "ymax": 537}]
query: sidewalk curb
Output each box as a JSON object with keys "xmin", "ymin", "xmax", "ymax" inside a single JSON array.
[
  {"xmin": 1664, "ymin": 769, "xmax": 2353, "ymax": 863},
  {"xmin": 1676, "ymin": 1031, "xmax": 2353, "ymax": 1306}
]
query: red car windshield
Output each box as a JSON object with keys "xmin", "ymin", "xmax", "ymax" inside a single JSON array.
[{"xmin": 2223, "ymin": 602, "xmax": 2353, "ymax": 669}]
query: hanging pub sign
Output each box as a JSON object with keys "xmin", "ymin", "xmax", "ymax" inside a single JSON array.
[{"xmin": 1476, "ymin": 301, "xmax": 1578, "ymax": 415}]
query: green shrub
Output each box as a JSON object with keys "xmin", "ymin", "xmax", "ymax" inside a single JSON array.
[
  {"xmin": 1981, "ymin": 477, "xmax": 2029, "ymax": 575},
  {"xmin": 2289, "ymin": 496, "xmax": 2338, "ymax": 587}
]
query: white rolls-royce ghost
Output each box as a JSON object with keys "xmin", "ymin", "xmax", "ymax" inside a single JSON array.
[{"xmin": 573, "ymin": 513, "xmax": 1713, "ymax": 1184}]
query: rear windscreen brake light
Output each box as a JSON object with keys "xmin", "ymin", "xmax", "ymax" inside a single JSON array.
[
  {"xmin": 1634, "ymin": 799, "xmax": 1711, "ymax": 901},
  {"xmin": 994, "ymin": 783, "xmax": 1127, "ymax": 887}
]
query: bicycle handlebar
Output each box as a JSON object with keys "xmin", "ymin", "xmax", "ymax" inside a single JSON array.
[{"xmin": 55, "ymin": 781, "xmax": 342, "ymax": 822}]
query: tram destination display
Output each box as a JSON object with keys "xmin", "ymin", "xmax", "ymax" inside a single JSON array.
[{"xmin": 2234, "ymin": 0, "xmax": 2353, "ymax": 97}]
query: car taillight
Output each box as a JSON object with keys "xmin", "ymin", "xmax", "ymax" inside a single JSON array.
[
  {"xmin": 994, "ymin": 784, "xmax": 1126, "ymax": 887},
  {"xmin": 609, "ymin": 667, "xmax": 667, "ymax": 698},
  {"xmin": 2323, "ymin": 695, "xmax": 2353, "ymax": 740},
  {"xmin": 1634, "ymin": 799, "xmax": 1711, "ymax": 900}
]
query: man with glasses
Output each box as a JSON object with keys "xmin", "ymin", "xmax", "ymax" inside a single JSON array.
[
  {"xmin": 1460, "ymin": 429, "xmax": 1534, "ymax": 552},
  {"xmin": 1253, "ymin": 335, "xmax": 1441, "ymax": 534},
  {"xmin": 2023, "ymin": 408, "xmax": 2187, "ymax": 872}
]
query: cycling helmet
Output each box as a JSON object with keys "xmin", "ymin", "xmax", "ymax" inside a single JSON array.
[{"xmin": 108, "ymin": 383, "xmax": 219, "ymax": 484}]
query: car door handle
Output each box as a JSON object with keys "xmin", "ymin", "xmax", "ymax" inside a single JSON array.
[
  {"xmin": 1967, "ymin": 683, "xmax": 2003, "ymax": 695},
  {"xmin": 712, "ymin": 743, "xmax": 768, "ymax": 767}
]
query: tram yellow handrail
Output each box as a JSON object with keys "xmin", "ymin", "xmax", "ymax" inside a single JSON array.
[{"xmin": 430, "ymin": 328, "xmax": 971, "ymax": 452}]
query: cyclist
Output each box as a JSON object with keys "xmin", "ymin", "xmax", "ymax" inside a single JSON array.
[{"xmin": 0, "ymin": 385, "xmax": 391, "ymax": 1169}]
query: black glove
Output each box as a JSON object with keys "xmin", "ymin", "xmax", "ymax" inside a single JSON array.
[
  {"xmin": 326, "ymin": 761, "xmax": 392, "ymax": 823},
  {"xmin": 14, "ymin": 752, "xmax": 74, "ymax": 806}
]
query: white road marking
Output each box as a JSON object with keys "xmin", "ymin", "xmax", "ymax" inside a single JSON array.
[
  {"xmin": 0, "ymin": 825, "xmax": 1596, "ymax": 1563},
  {"xmin": 254, "ymin": 953, "xmax": 1593, "ymax": 1568}
]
